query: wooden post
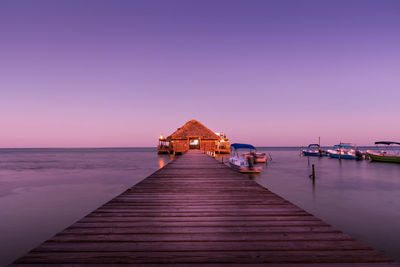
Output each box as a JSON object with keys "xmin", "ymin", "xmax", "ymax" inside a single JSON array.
[
  {"xmin": 309, "ymin": 164, "xmax": 315, "ymax": 184},
  {"xmin": 318, "ymin": 137, "xmax": 322, "ymax": 157},
  {"xmin": 312, "ymin": 164, "xmax": 315, "ymax": 179}
]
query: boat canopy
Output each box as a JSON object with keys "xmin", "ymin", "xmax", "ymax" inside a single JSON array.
[
  {"xmin": 230, "ymin": 143, "xmax": 256, "ymax": 150},
  {"xmin": 334, "ymin": 144, "xmax": 352, "ymax": 148},
  {"xmin": 375, "ymin": 141, "xmax": 400, "ymax": 145},
  {"xmin": 308, "ymin": 144, "xmax": 320, "ymax": 148}
]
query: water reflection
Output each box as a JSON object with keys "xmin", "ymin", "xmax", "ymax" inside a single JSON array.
[
  {"xmin": 158, "ymin": 156, "xmax": 167, "ymax": 168},
  {"xmin": 158, "ymin": 154, "xmax": 175, "ymax": 168}
]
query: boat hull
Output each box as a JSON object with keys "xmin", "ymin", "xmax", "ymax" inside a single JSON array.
[
  {"xmin": 243, "ymin": 153, "xmax": 267, "ymax": 163},
  {"xmin": 254, "ymin": 157, "xmax": 267, "ymax": 163},
  {"xmin": 229, "ymin": 162, "xmax": 262, "ymax": 173},
  {"xmin": 367, "ymin": 153, "xmax": 400, "ymax": 163},
  {"xmin": 328, "ymin": 153, "xmax": 356, "ymax": 159},
  {"xmin": 302, "ymin": 151, "xmax": 320, "ymax": 157}
]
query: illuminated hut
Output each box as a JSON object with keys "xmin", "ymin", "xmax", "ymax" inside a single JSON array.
[{"xmin": 157, "ymin": 120, "xmax": 230, "ymax": 155}]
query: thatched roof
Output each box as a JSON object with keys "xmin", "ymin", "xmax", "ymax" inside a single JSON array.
[{"xmin": 167, "ymin": 120, "xmax": 219, "ymax": 140}]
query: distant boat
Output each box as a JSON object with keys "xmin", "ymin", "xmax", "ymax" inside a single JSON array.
[
  {"xmin": 229, "ymin": 143, "xmax": 262, "ymax": 173},
  {"xmin": 327, "ymin": 143, "xmax": 362, "ymax": 160},
  {"xmin": 366, "ymin": 141, "xmax": 400, "ymax": 163},
  {"xmin": 302, "ymin": 144, "xmax": 321, "ymax": 157}
]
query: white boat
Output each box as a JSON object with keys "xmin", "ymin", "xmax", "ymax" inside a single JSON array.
[
  {"xmin": 366, "ymin": 141, "xmax": 400, "ymax": 163},
  {"xmin": 327, "ymin": 143, "xmax": 362, "ymax": 160},
  {"xmin": 302, "ymin": 144, "xmax": 321, "ymax": 157},
  {"xmin": 229, "ymin": 143, "xmax": 262, "ymax": 173}
]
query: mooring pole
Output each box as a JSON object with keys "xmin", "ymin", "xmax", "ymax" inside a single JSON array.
[{"xmin": 311, "ymin": 164, "xmax": 316, "ymax": 184}]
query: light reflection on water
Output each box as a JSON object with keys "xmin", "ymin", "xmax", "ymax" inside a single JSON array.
[
  {"xmin": 217, "ymin": 149, "xmax": 400, "ymax": 262},
  {"xmin": 158, "ymin": 154, "xmax": 175, "ymax": 169}
]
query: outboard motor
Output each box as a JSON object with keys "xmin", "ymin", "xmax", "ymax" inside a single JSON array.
[
  {"xmin": 355, "ymin": 150, "xmax": 363, "ymax": 160},
  {"xmin": 247, "ymin": 156, "xmax": 254, "ymax": 169}
]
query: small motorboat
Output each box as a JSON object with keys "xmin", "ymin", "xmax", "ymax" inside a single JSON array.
[
  {"xmin": 243, "ymin": 148, "xmax": 267, "ymax": 163},
  {"xmin": 229, "ymin": 143, "xmax": 262, "ymax": 173},
  {"xmin": 327, "ymin": 143, "xmax": 362, "ymax": 160},
  {"xmin": 366, "ymin": 141, "xmax": 400, "ymax": 163},
  {"xmin": 302, "ymin": 144, "xmax": 321, "ymax": 157}
]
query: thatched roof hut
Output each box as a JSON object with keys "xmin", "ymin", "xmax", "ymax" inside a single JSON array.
[
  {"xmin": 158, "ymin": 120, "xmax": 229, "ymax": 155},
  {"xmin": 166, "ymin": 120, "xmax": 219, "ymax": 141}
]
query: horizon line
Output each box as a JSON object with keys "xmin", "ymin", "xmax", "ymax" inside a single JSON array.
[{"xmin": 0, "ymin": 145, "xmax": 381, "ymax": 149}]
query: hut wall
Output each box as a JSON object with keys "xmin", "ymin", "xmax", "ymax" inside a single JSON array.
[
  {"xmin": 200, "ymin": 140, "xmax": 217, "ymax": 153},
  {"xmin": 216, "ymin": 140, "xmax": 230, "ymax": 154},
  {"xmin": 171, "ymin": 140, "xmax": 188, "ymax": 154}
]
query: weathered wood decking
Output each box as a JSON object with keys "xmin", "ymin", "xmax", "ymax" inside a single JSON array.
[{"xmin": 14, "ymin": 150, "xmax": 397, "ymax": 265}]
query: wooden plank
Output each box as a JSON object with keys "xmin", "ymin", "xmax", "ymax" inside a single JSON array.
[
  {"xmin": 11, "ymin": 263, "xmax": 400, "ymax": 267},
  {"xmin": 33, "ymin": 240, "xmax": 370, "ymax": 252},
  {"xmin": 14, "ymin": 150, "xmax": 398, "ymax": 265},
  {"xmin": 15, "ymin": 250, "xmax": 391, "ymax": 264},
  {"xmin": 69, "ymin": 221, "xmax": 330, "ymax": 228},
  {"xmin": 80, "ymin": 215, "xmax": 320, "ymax": 222},
  {"xmin": 51, "ymin": 232, "xmax": 352, "ymax": 242}
]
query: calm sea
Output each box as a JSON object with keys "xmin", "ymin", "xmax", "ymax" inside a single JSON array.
[{"xmin": 1, "ymin": 147, "xmax": 399, "ymax": 265}]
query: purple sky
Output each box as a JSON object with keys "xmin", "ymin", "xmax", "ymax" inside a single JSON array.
[{"xmin": 1, "ymin": 0, "xmax": 399, "ymax": 147}]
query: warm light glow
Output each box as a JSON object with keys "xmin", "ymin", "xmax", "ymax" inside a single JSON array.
[
  {"xmin": 190, "ymin": 139, "xmax": 199, "ymax": 145},
  {"xmin": 158, "ymin": 157, "xmax": 166, "ymax": 168},
  {"xmin": 159, "ymin": 135, "xmax": 165, "ymax": 140}
]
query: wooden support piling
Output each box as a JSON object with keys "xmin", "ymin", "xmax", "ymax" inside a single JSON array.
[
  {"xmin": 311, "ymin": 164, "xmax": 316, "ymax": 183},
  {"xmin": 13, "ymin": 151, "xmax": 398, "ymax": 266}
]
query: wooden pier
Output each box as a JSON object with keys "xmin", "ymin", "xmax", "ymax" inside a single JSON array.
[{"xmin": 14, "ymin": 151, "xmax": 397, "ymax": 265}]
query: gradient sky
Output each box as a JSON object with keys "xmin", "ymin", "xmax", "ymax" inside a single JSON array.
[{"xmin": 1, "ymin": 0, "xmax": 399, "ymax": 147}]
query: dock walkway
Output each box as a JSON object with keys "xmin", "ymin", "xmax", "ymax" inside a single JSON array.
[{"xmin": 15, "ymin": 150, "xmax": 397, "ymax": 265}]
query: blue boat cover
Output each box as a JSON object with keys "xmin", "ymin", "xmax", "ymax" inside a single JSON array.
[
  {"xmin": 375, "ymin": 141, "xmax": 400, "ymax": 145},
  {"xmin": 230, "ymin": 143, "xmax": 256, "ymax": 150},
  {"xmin": 334, "ymin": 144, "xmax": 353, "ymax": 148}
]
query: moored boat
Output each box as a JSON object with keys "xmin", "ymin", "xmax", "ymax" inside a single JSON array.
[
  {"xmin": 302, "ymin": 144, "xmax": 321, "ymax": 157},
  {"xmin": 327, "ymin": 143, "xmax": 362, "ymax": 160},
  {"xmin": 366, "ymin": 141, "xmax": 400, "ymax": 163},
  {"xmin": 229, "ymin": 143, "xmax": 262, "ymax": 173}
]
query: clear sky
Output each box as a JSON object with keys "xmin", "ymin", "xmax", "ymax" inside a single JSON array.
[{"xmin": 1, "ymin": 0, "xmax": 399, "ymax": 147}]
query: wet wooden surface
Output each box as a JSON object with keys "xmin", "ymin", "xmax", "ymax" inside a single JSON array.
[{"xmin": 14, "ymin": 150, "xmax": 398, "ymax": 266}]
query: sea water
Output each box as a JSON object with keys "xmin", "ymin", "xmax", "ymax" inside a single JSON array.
[
  {"xmin": 1, "ymin": 147, "xmax": 400, "ymax": 265},
  {"xmin": 0, "ymin": 148, "xmax": 173, "ymax": 266}
]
